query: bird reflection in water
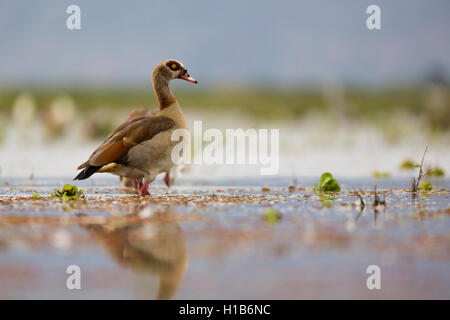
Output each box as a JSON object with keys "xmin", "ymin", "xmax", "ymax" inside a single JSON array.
[{"xmin": 81, "ymin": 208, "xmax": 188, "ymax": 299}]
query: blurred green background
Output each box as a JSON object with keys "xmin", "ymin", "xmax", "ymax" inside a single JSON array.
[{"xmin": 0, "ymin": 84, "xmax": 448, "ymax": 144}]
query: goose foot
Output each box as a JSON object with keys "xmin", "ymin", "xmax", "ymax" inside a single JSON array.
[
  {"xmin": 132, "ymin": 178, "xmax": 147, "ymax": 195},
  {"xmin": 140, "ymin": 182, "xmax": 150, "ymax": 196},
  {"xmin": 164, "ymin": 172, "xmax": 170, "ymax": 188}
]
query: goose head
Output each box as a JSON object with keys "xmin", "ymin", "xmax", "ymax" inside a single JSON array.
[{"xmin": 153, "ymin": 59, "xmax": 197, "ymax": 84}]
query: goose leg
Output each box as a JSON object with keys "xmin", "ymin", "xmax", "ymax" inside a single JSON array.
[
  {"xmin": 140, "ymin": 182, "xmax": 150, "ymax": 196},
  {"xmin": 164, "ymin": 172, "xmax": 170, "ymax": 188},
  {"xmin": 133, "ymin": 178, "xmax": 144, "ymax": 195}
]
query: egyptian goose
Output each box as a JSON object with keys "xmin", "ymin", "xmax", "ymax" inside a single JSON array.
[{"xmin": 74, "ymin": 59, "xmax": 197, "ymax": 196}]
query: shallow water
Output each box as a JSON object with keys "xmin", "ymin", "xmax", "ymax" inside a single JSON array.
[{"xmin": 0, "ymin": 176, "xmax": 449, "ymax": 299}]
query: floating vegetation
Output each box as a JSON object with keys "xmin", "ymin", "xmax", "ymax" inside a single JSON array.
[
  {"xmin": 373, "ymin": 170, "xmax": 390, "ymax": 178},
  {"xmin": 51, "ymin": 184, "xmax": 85, "ymax": 201},
  {"xmin": 320, "ymin": 194, "xmax": 335, "ymax": 208},
  {"xmin": 31, "ymin": 191, "xmax": 42, "ymax": 199},
  {"xmin": 314, "ymin": 172, "xmax": 340, "ymax": 193},
  {"xmin": 428, "ymin": 167, "xmax": 445, "ymax": 177},
  {"xmin": 400, "ymin": 159, "xmax": 420, "ymax": 170},
  {"xmin": 263, "ymin": 208, "xmax": 281, "ymax": 224},
  {"xmin": 419, "ymin": 180, "xmax": 432, "ymax": 191}
]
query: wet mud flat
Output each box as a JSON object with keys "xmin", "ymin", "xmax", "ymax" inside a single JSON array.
[{"xmin": 0, "ymin": 177, "xmax": 449, "ymax": 299}]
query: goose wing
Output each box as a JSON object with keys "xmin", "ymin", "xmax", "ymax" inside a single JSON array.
[{"xmin": 75, "ymin": 116, "xmax": 175, "ymax": 179}]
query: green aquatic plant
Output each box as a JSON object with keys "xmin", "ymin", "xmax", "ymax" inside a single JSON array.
[
  {"xmin": 31, "ymin": 191, "xmax": 42, "ymax": 199},
  {"xmin": 320, "ymin": 194, "xmax": 335, "ymax": 208},
  {"xmin": 373, "ymin": 170, "xmax": 390, "ymax": 178},
  {"xmin": 400, "ymin": 159, "xmax": 420, "ymax": 170},
  {"xmin": 264, "ymin": 208, "xmax": 281, "ymax": 224},
  {"xmin": 51, "ymin": 184, "xmax": 85, "ymax": 200},
  {"xmin": 419, "ymin": 180, "xmax": 432, "ymax": 191},
  {"xmin": 314, "ymin": 172, "xmax": 340, "ymax": 193},
  {"xmin": 428, "ymin": 167, "xmax": 445, "ymax": 177}
]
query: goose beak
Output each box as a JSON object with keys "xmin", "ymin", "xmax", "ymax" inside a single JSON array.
[{"xmin": 180, "ymin": 71, "xmax": 197, "ymax": 84}]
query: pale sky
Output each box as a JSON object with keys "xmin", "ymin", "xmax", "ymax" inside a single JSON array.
[{"xmin": 0, "ymin": 0, "xmax": 449, "ymax": 87}]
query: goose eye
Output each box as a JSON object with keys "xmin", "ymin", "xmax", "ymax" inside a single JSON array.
[{"xmin": 169, "ymin": 63, "xmax": 178, "ymax": 71}]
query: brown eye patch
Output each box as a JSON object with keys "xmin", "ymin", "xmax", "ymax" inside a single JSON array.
[{"xmin": 167, "ymin": 61, "xmax": 180, "ymax": 71}]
